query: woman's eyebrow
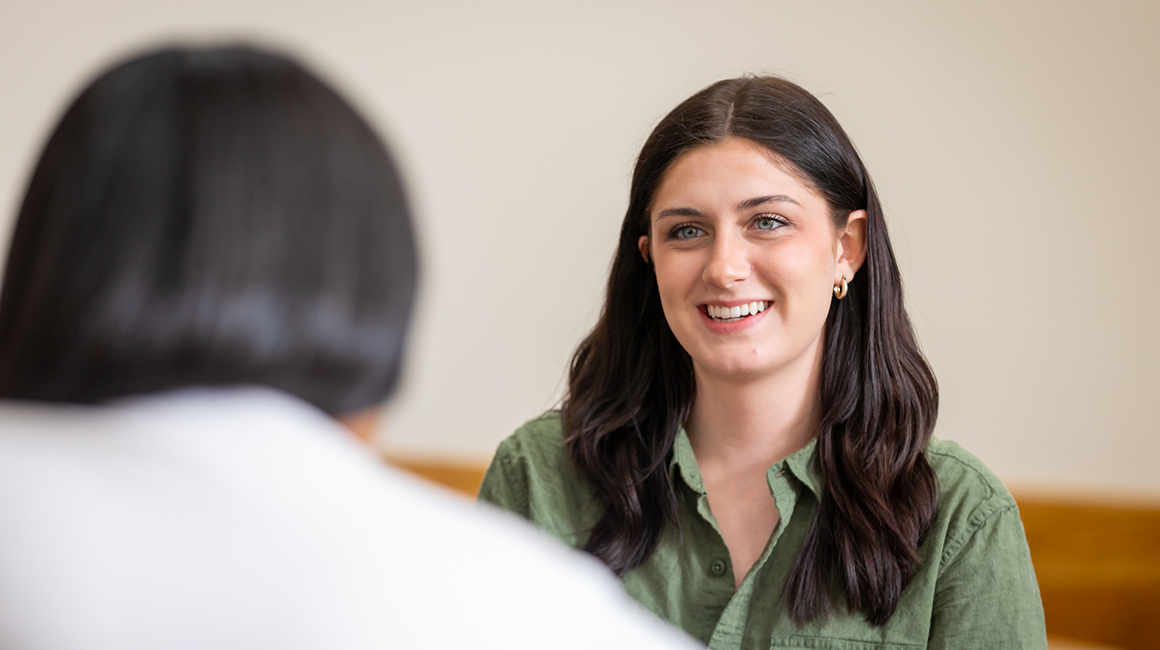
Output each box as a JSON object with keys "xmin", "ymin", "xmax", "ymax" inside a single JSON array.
[
  {"xmin": 655, "ymin": 195, "xmax": 800, "ymax": 220},
  {"xmin": 738, "ymin": 194, "xmax": 800, "ymax": 210},
  {"xmin": 655, "ymin": 207, "xmax": 705, "ymax": 220}
]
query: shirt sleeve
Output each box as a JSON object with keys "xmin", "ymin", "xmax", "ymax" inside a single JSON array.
[
  {"xmin": 928, "ymin": 502, "xmax": 1048, "ymax": 649},
  {"xmin": 478, "ymin": 435, "xmax": 532, "ymax": 518}
]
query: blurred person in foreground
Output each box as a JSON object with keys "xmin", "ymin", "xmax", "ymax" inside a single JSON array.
[{"xmin": 0, "ymin": 45, "xmax": 701, "ymax": 650}]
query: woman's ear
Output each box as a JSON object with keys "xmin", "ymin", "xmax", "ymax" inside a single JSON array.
[
  {"xmin": 836, "ymin": 210, "xmax": 867, "ymax": 280},
  {"xmin": 638, "ymin": 235, "xmax": 651, "ymax": 264}
]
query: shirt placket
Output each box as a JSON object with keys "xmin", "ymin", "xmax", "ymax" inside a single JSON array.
[{"xmin": 702, "ymin": 459, "xmax": 801, "ymax": 650}]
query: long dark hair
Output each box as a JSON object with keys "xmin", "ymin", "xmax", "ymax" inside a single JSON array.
[
  {"xmin": 564, "ymin": 76, "xmax": 939, "ymax": 626},
  {"xmin": 0, "ymin": 45, "xmax": 417, "ymax": 416}
]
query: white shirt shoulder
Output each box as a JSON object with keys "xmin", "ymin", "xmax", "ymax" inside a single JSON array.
[{"xmin": 0, "ymin": 388, "xmax": 700, "ymax": 650}]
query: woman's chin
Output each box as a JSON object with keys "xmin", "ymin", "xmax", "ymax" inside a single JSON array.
[{"xmin": 693, "ymin": 358, "xmax": 782, "ymax": 382}]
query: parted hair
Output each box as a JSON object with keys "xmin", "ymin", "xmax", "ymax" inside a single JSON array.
[
  {"xmin": 563, "ymin": 76, "xmax": 940, "ymax": 626},
  {"xmin": 0, "ymin": 45, "xmax": 417, "ymax": 415}
]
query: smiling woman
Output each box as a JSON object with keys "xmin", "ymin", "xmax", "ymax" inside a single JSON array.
[
  {"xmin": 642, "ymin": 138, "xmax": 864, "ymax": 387},
  {"xmin": 479, "ymin": 76, "xmax": 1048, "ymax": 649}
]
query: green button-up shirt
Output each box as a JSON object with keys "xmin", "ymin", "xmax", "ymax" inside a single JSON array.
[{"xmin": 479, "ymin": 412, "xmax": 1047, "ymax": 650}]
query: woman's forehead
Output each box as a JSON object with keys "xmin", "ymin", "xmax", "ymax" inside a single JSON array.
[{"xmin": 650, "ymin": 138, "xmax": 826, "ymax": 215}]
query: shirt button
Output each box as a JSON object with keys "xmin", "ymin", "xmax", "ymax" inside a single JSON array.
[{"xmin": 710, "ymin": 560, "xmax": 727, "ymax": 577}]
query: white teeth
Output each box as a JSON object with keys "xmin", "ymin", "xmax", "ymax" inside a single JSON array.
[{"xmin": 707, "ymin": 301, "xmax": 767, "ymax": 322}]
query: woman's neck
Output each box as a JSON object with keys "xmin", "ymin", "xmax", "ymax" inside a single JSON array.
[{"xmin": 686, "ymin": 344, "xmax": 823, "ymax": 473}]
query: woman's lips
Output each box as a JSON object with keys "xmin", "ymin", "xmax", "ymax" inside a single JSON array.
[
  {"xmin": 698, "ymin": 300, "xmax": 771, "ymax": 333},
  {"xmin": 705, "ymin": 300, "xmax": 768, "ymax": 322}
]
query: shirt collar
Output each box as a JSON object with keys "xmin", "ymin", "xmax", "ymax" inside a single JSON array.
[
  {"xmin": 670, "ymin": 427, "xmax": 824, "ymax": 497},
  {"xmin": 780, "ymin": 436, "xmax": 823, "ymax": 497},
  {"xmin": 670, "ymin": 427, "xmax": 705, "ymax": 494}
]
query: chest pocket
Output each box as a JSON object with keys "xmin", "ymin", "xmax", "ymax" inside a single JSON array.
[{"xmin": 770, "ymin": 636, "xmax": 924, "ymax": 650}]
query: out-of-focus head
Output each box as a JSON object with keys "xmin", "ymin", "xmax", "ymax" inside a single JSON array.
[{"xmin": 0, "ymin": 45, "xmax": 417, "ymax": 416}]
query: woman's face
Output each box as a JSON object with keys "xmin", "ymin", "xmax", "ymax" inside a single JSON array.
[{"xmin": 640, "ymin": 137, "xmax": 865, "ymax": 383}]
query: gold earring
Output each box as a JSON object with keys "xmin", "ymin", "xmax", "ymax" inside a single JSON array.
[{"xmin": 833, "ymin": 276, "xmax": 848, "ymax": 300}]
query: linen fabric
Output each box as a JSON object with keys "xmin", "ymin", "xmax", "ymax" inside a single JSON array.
[
  {"xmin": 0, "ymin": 389, "xmax": 701, "ymax": 650},
  {"xmin": 479, "ymin": 412, "xmax": 1048, "ymax": 650}
]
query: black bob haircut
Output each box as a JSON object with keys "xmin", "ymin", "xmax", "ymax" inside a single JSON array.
[{"xmin": 0, "ymin": 45, "xmax": 417, "ymax": 416}]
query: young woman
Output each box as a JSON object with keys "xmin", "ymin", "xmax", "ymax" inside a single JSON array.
[{"xmin": 479, "ymin": 76, "xmax": 1047, "ymax": 649}]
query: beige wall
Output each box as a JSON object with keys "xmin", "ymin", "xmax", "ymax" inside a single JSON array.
[{"xmin": 2, "ymin": 1, "xmax": 1157, "ymax": 494}]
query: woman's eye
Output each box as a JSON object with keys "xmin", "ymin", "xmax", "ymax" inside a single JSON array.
[
  {"xmin": 754, "ymin": 215, "xmax": 783, "ymax": 231},
  {"xmin": 672, "ymin": 225, "xmax": 703, "ymax": 240}
]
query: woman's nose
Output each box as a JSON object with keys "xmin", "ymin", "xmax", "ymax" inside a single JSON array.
[{"xmin": 702, "ymin": 234, "xmax": 750, "ymax": 288}]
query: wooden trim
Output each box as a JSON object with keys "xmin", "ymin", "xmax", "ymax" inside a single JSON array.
[
  {"xmin": 387, "ymin": 457, "xmax": 488, "ymax": 498},
  {"xmin": 1048, "ymin": 636, "xmax": 1122, "ymax": 650},
  {"xmin": 1014, "ymin": 494, "xmax": 1160, "ymax": 650}
]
